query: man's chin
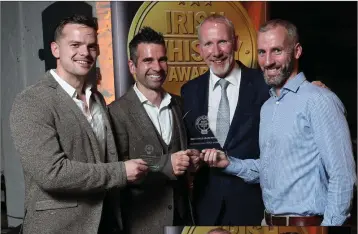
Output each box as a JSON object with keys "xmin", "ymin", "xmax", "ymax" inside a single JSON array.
[{"xmin": 211, "ymin": 68, "xmax": 229, "ymax": 78}]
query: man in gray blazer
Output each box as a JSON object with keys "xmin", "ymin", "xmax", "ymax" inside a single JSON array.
[
  {"xmin": 108, "ymin": 27, "xmax": 196, "ymax": 234},
  {"xmin": 10, "ymin": 15, "xmax": 149, "ymax": 234}
]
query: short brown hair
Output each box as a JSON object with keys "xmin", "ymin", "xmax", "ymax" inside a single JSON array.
[
  {"xmin": 54, "ymin": 14, "xmax": 98, "ymax": 41},
  {"xmin": 259, "ymin": 19, "xmax": 299, "ymax": 45}
]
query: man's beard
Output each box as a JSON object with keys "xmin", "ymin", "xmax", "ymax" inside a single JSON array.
[{"xmin": 264, "ymin": 56, "xmax": 294, "ymax": 88}]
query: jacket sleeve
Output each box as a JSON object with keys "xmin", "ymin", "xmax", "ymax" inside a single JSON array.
[{"xmin": 10, "ymin": 91, "xmax": 127, "ymax": 194}]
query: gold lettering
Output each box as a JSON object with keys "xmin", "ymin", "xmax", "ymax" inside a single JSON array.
[
  {"xmin": 167, "ymin": 66, "xmax": 209, "ymax": 82},
  {"xmin": 191, "ymin": 66, "xmax": 199, "ymax": 79},
  {"xmin": 183, "ymin": 40, "xmax": 190, "ymax": 61},
  {"xmin": 176, "ymin": 67, "xmax": 191, "ymax": 81},
  {"xmin": 165, "ymin": 11, "xmax": 172, "ymax": 34},
  {"xmin": 199, "ymin": 66, "xmax": 208, "ymax": 75},
  {"xmin": 167, "ymin": 40, "xmax": 183, "ymax": 61},
  {"xmin": 235, "ymin": 41, "xmax": 244, "ymax": 60},
  {"xmin": 172, "ymin": 11, "xmax": 187, "ymax": 34},
  {"xmin": 210, "ymin": 11, "xmax": 225, "ymax": 16},
  {"xmin": 168, "ymin": 67, "xmax": 178, "ymax": 82},
  {"xmin": 262, "ymin": 226, "xmax": 279, "ymax": 234},
  {"xmin": 194, "ymin": 11, "xmax": 207, "ymax": 28},
  {"xmin": 191, "ymin": 40, "xmax": 202, "ymax": 62},
  {"xmin": 186, "ymin": 11, "xmax": 194, "ymax": 34}
]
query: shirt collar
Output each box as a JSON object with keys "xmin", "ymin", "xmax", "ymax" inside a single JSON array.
[
  {"xmin": 269, "ymin": 72, "xmax": 306, "ymax": 97},
  {"xmin": 133, "ymin": 83, "xmax": 172, "ymax": 108},
  {"xmin": 210, "ymin": 63, "xmax": 241, "ymax": 90},
  {"xmin": 50, "ymin": 69, "xmax": 92, "ymax": 98}
]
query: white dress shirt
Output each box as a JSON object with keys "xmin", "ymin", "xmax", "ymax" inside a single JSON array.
[
  {"xmin": 50, "ymin": 69, "xmax": 106, "ymax": 160},
  {"xmin": 208, "ymin": 63, "xmax": 242, "ymax": 137},
  {"xmin": 133, "ymin": 83, "xmax": 173, "ymax": 145}
]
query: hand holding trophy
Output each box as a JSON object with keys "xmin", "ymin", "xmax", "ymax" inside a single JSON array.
[{"xmin": 200, "ymin": 148, "xmax": 230, "ymax": 168}]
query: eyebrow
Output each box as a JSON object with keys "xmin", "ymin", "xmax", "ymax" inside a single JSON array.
[{"xmin": 68, "ymin": 40, "xmax": 81, "ymax": 44}]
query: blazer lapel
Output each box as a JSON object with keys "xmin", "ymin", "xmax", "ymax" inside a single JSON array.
[
  {"xmin": 189, "ymin": 72, "xmax": 210, "ymax": 117},
  {"xmin": 170, "ymin": 97, "xmax": 187, "ymax": 149},
  {"xmin": 45, "ymin": 72, "xmax": 102, "ymax": 162},
  {"xmin": 126, "ymin": 88, "xmax": 162, "ymax": 148},
  {"xmin": 224, "ymin": 64, "xmax": 255, "ymax": 149}
]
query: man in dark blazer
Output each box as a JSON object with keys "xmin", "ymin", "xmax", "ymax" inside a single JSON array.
[
  {"xmin": 10, "ymin": 15, "xmax": 148, "ymax": 234},
  {"xmin": 108, "ymin": 27, "xmax": 195, "ymax": 234},
  {"xmin": 181, "ymin": 14, "xmax": 269, "ymax": 225}
]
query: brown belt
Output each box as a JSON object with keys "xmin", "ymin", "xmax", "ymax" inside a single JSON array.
[{"xmin": 265, "ymin": 211, "xmax": 323, "ymax": 226}]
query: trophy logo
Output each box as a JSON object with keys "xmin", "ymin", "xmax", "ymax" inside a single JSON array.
[
  {"xmin": 195, "ymin": 115, "xmax": 210, "ymax": 134},
  {"xmin": 145, "ymin": 144, "xmax": 154, "ymax": 155}
]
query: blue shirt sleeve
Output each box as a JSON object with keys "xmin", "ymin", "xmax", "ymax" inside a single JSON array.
[
  {"xmin": 309, "ymin": 91, "xmax": 356, "ymax": 226},
  {"xmin": 222, "ymin": 156, "xmax": 261, "ymax": 184}
]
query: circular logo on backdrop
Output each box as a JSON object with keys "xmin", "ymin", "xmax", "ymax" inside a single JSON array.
[{"xmin": 128, "ymin": 1, "xmax": 257, "ymax": 95}]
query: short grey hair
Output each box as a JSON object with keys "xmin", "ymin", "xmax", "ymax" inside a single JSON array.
[
  {"xmin": 198, "ymin": 14, "xmax": 236, "ymax": 42},
  {"xmin": 259, "ymin": 19, "xmax": 299, "ymax": 45}
]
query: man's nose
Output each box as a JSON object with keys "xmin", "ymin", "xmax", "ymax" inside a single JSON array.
[
  {"xmin": 79, "ymin": 46, "xmax": 90, "ymax": 56},
  {"xmin": 264, "ymin": 53, "xmax": 274, "ymax": 67},
  {"xmin": 151, "ymin": 60, "xmax": 161, "ymax": 71},
  {"xmin": 212, "ymin": 44, "xmax": 222, "ymax": 57}
]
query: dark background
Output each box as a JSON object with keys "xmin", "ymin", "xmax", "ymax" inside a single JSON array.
[
  {"xmin": 271, "ymin": 3, "xmax": 357, "ymax": 233},
  {"xmin": 270, "ymin": 1, "xmax": 357, "ymax": 140}
]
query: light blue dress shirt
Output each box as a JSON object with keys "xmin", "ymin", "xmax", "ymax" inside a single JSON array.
[{"xmin": 224, "ymin": 72, "xmax": 356, "ymax": 225}]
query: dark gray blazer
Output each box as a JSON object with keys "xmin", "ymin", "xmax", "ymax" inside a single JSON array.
[
  {"xmin": 108, "ymin": 87, "xmax": 193, "ymax": 234},
  {"xmin": 10, "ymin": 71, "xmax": 127, "ymax": 234}
]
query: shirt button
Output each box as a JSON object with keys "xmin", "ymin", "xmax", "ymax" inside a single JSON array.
[{"xmin": 168, "ymin": 205, "xmax": 172, "ymax": 210}]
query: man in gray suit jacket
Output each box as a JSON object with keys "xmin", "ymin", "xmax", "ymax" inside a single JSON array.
[
  {"xmin": 10, "ymin": 15, "xmax": 149, "ymax": 234},
  {"xmin": 108, "ymin": 27, "xmax": 196, "ymax": 234}
]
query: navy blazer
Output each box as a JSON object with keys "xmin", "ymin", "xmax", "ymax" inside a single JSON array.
[{"xmin": 181, "ymin": 61, "xmax": 270, "ymax": 225}]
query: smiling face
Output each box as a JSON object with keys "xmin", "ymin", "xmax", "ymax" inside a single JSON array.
[
  {"xmin": 257, "ymin": 25, "xmax": 302, "ymax": 88},
  {"xmin": 128, "ymin": 43, "xmax": 168, "ymax": 92},
  {"xmin": 51, "ymin": 23, "xmax": 98, "ymax": 82},
  {"xmin": 198, "ymin": 20, "xmax": 237, "ymax": 78}
]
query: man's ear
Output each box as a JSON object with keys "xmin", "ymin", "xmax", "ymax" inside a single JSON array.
[
  {"xmin": 294, "ymin": 43, "xmax": 302, "ymax": 59},
  {"xmin": 51, "ymin": 42, "xmax": 60, "ymax": 58},
  {"xmin": 128, "ymin": 59, "xmax": 137, "ymax": 78}
]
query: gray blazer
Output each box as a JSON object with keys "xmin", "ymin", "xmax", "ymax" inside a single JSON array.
[
  {"xmin": 108, "ymin": 88, "xmax": 193, "ymax": 234},
  {"xmin": 10, "ymin": 71, "xmax": 127, "ymax": 234}
]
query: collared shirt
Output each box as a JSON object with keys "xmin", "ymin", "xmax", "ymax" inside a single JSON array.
[
  {"xmin": 208, "ymin": 63, "xmax": 241, "ymax": 136},
  {"xmin": 133, "ymin": 83, "xmax": 173, "ymax": 145},
  {"xmin": 50, "ymin": 69, "xmax": 106, "ymax": 160},
  {"xmin": 224, "ymin": 72, "xmax": 356, "ymax": 225}
]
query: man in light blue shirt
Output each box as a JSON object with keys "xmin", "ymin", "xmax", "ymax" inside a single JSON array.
[{"xmin": 201, "ymin": 19, "xmax": 356, "ymax": 226}]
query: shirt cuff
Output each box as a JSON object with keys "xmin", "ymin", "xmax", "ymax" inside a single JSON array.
[{"xmin": 222, "ymin": 156, "xmax": 242, "ymax": 176}]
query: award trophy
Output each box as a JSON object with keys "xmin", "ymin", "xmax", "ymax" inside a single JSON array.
[
  {"xmin": 140, "ymin": 145, "xmax": 167, "ymax": 172},
  {"xmin": 188, "ymin": 115, "xmax": 219, "ymax": 150}
]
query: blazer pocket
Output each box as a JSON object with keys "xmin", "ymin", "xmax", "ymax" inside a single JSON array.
[{"xmin": 35, "ymin": 200, "xmax": 78, "ymax": 211}]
